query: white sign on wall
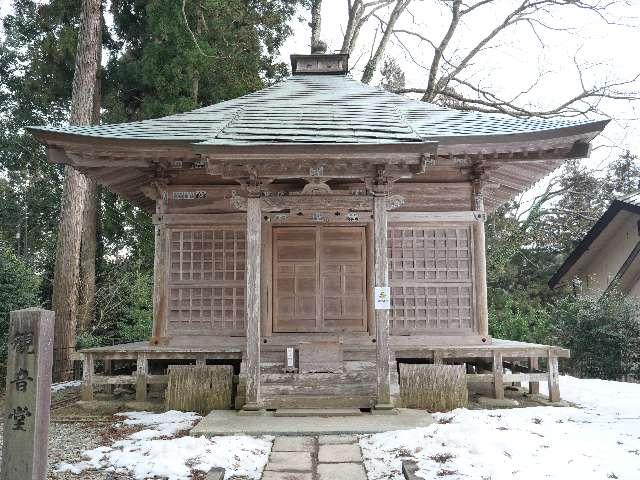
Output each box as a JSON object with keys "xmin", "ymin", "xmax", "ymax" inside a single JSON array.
[{"xmin": 374, "ymin": 286, "xmax": 391, "ymax": 310}]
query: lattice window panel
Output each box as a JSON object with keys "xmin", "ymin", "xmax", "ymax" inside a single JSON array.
[
  {"xmin": 168, "ymin": 286, "xmax": 245, "ymax": 332},
  {"xmin": 388, "ymin": 224, "xmax": 474, "ymax": 332},
  {"xmin": 170, "ymin": 229, "xmax": 245, "ymax": 283},
  {"xmin": 388, "ymin": 227, "xmax": 471, "ymax": 282},
  {"xmin": 167, "ymin": 227, "xmax": 246, "ymax": 334},
  {"xmin": 390, "ymin": 285, "xmax": 472, "ymax": 330}
]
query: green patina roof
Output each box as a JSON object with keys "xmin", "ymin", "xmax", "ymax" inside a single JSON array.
[{"xmin": 30, "ymin": 74, "xmax": 605, "ymax": 145}]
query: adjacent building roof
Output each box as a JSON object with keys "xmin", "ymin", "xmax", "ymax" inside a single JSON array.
[
  {"xmin": 29, "ymin": 74, "xmax": 606, "ymax": 147},
  {"xmin": 549, "ymin": 191, "xmax": 640, "ymax": 289}
]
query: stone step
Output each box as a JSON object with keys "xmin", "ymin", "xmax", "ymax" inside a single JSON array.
[{"xmin": 273, "ymin": 408, "xmax": 363, "ymax": 417}]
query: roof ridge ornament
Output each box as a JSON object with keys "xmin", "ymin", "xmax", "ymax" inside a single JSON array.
[{"xmin": 290, "ymin": 52, "xmax": 349, "ymax": 75}]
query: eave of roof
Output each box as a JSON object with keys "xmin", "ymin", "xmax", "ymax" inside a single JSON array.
[{"xmin": 549, "ymin": 198, "xmax": 640, "ymax": 288}]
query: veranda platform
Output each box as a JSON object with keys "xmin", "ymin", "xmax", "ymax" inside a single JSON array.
[{"xmin": 75, "ymin": 338, "xmax": 569, "ymax": 405}]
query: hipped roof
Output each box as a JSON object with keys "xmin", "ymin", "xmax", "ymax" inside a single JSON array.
[{"xmin": 29, "ymin": 74, "xmax": 607, "ymax": 146}]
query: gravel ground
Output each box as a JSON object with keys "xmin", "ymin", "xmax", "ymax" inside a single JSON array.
[
  {"xmin": 0, "ymin": 420, "xmax": 134, "ymax": 479},
  {"xmin": 1, "ymin": 384, "xmax": 136, "ymax": 479}
]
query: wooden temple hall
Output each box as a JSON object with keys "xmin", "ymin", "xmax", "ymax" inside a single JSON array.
[{"xmin": 30, "ymin": 53, "xmax": 607, "ymax": 411}]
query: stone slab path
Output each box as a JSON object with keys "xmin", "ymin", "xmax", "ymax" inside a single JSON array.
[{"xmin": 262, "ymin": 434, "xmax": 367, "ymax": 480}]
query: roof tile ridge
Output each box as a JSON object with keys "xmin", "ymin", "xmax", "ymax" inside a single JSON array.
[
  {"xmin": 212, "ymin": 105, "xmax": 246, "ymax": 139},
  {"xmin": 392, "ymin": 104, "xmax": 424, "ymax": 142}
]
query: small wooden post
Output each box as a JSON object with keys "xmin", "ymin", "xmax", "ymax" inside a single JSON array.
[
  {"xmin": 80, "ymin": 353, "xmax": 94, "ymax": 401},
  {"xmin": 244, "ymin": 196, "xmax": 262, "ymax": 411},
  {"xmin": 528, "ymin": 357, "xmax": 540, "ymax": 394},
  {"xmin": 433, "ymin": 351, "xmax": 443, "ymax": 365},
  {"xmin": 492, "ymin": 350, "xmax": 504, "ymax": 399},
  {"xmin": 1, "ymin": 308, "xmax": 54, "ymax": 480},
  {"xmin": 374, "ymin": 195, "xmax": 392, "ymax": 409},
  {"xmin": 151, "ymin": 217, "xmax": 168, "ymax": 344},
  {"xmin": 136, "ymin": 353, "xmax": 148, "ymax": 402},
  {"xmin": 547, "ymin": 350, "xmax": 560, "ymax": 402},
  {"xmin": 472, "ymin": 182, "xmax": 489, "ymax": 338},
  {"xmin": 104, "ymin": 359, "xmax": 113, "ymax": 396}
]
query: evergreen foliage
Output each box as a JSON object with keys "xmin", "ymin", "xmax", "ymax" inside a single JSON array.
[{"xmin": 0, "ymin": 240, "xmax": 41, "ymax": 359}]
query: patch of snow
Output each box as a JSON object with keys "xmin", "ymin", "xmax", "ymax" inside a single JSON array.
[
  {"xmin": 51, "ymin": 380, "xmax": 81, "ymax": 392},
  {"xmin": 56, "ymin": 411, "xmax": 272, "ymax": 480},
  {"xmin": 361, "ymin": 376, "xmax": 640, "ymax": 480},
  {"xmin": 540, "ymin": 375, "xmax": 640, "ymax": 418},
  {"xmin": 115, "ymin": 410, "xmax": 202, "ymax": 440}
]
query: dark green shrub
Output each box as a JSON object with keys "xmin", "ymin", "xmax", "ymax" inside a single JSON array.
[
  {"xmin": 553, "ymin": 290, "xmax": 640, "ymax": 380},
  {"xmin": 489, "ymin": 297, "xmax": 551, "ymax": 345}
]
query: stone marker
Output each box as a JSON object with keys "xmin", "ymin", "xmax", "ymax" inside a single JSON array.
[{"xmin": 1, "ymin": 308, "xmax": 54, "ymax": 480}]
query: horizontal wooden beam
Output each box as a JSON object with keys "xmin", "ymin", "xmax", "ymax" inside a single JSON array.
[
  {"xmin": 154, "ymin": 213, "xmax": 247, "ymax": 225},
  {"xmin": 466, "ymin": 372, "xmax": 548, "ymax": 383},
  {"xmin": 389, "ymin": 211, "xmax": 481, "ymax": 222}
]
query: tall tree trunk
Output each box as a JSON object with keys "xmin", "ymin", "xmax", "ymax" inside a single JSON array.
[
  {"xmin": 78, "ymin": 12, "xmax": 102, "ymax": 335},
  {"xmin": 361, "ymin": 0, "xmax": 409, "ymax": 85},
  {"xmin": 309, "ymin": 0, "xmax": 322, "ymax": 51},
  {"xmin": 52, "ymin": 0, "xmax": 101, "ymax": 382}
]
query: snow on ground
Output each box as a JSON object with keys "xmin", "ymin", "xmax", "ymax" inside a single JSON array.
[
  {"xmin": 56, "ymin": 411, "xmax": 272, "ymax": 480},
  {"xmin": 361, "ymin": 376, "xmax": 640, "ymax": 480},
  {"xmin": 51, "ymin": 380, "xmax": 81, "ymax": 393}
]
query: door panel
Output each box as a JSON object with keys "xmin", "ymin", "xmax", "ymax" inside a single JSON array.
[
  {"xmin": 273, "ymin": 228, "xmax": 318, "ymax": 332},
  {"xmin": 273, "ymin": 226, "xmax": 367, "ymax": 333},
  {"xmin": 320, "ymin": 227, "xmax": 367, "ymax": 332}
]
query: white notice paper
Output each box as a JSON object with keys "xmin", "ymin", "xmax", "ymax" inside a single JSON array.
[{"xmin": 374, "ymin": 286, "xmax": 391, "ymax": 310}]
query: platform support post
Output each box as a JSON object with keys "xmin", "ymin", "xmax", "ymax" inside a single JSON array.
[
  {"xmin": 547, "ymin": 350, "xmax": 560, "ymax": 402},
  {"xmin": 528, "ymin": 357, "xmax": 540, "ymax": 394},
  {"xmin": 136, "ymin": 353, "xmax": 148, "ymax": 402},
  {"xmin": 492, "ymin": 350, "xmax": 504, "ymax": 399}
]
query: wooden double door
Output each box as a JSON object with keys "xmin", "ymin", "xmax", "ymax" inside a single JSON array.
[{"xmin": 273, "ymin": 226, "xmax": 368, "ymax": 333}]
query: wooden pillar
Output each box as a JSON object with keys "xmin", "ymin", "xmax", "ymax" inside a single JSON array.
[
  {"xmin": 374, "ymin": 195, "xmax": 392, "ymax": 409},
  {"xmin": 243, "ymin": 197, "xmax": 262, "ymax": 410},
  {"xmin": 151, "ymin": 218, "xmax": 168, "ymax": 344},
  {"xmin": 135, "ymin": 353, "xmax": 148, "ymax": 402},
  {"xmin": 81, "ymin": 353, "xmax": 94, "ymax": 401},
  {"xmin": 472, "ymin": 182, "xmax": 489, "ymax": 338},
  {"xmin": 547, "ymin": 350, "xmax": 560, "ymax": 402},
  {"xmin": 492, "ymin": 350, "xmax": 504, "ymax": 399},
  {"xmin": 528, "ymin": 357, "xmax": 540, "ymax": 394}
]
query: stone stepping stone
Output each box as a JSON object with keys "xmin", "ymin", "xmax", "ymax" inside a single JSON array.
[{"xmin": 318, "ymin": 443, "xmax": 362, "ymax": 463}]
